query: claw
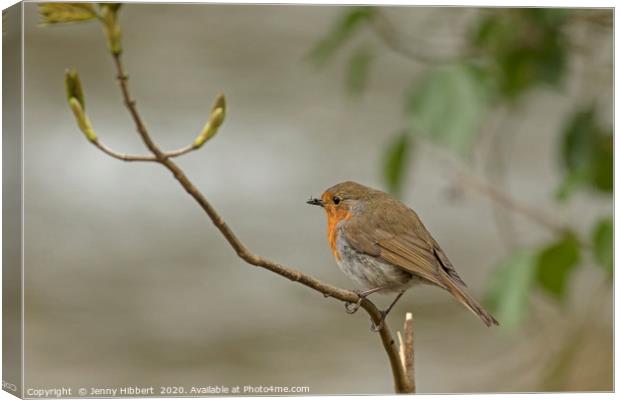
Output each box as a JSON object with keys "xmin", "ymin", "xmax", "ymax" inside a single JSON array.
[
  {"xmin": 370, "ymin": 311, "xmax": 387, "ymax": 332},
  {"xmin": 344, "ymin": 289, "xmax": 368, "ymax": 314},
  {"xmin": 370, "ymin": 320, "xmax": 384, "ymax": 332},
  {"xmin": 345, "ymin": 297, "xmax": 363, "ymax": 314}
]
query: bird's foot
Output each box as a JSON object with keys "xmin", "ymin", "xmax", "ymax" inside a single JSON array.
[
  {"xmin": 344, "ymin": 290, "xmax": 366, "ymax": 314},
  {"xmin": 370, "ymin": 310, "xmax": 387, "ymax": 332}
]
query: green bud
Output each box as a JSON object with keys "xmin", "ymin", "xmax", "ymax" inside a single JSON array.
[
  {"xmin": 68, "ymin": 97, "xmax": 97, "ymax": 142},
  {"xmin": 194, "ymin": 107, "xmax": 225, "ymax": 148},
  {"xmin": 212, "ymin": 94, "xmax": 226, "ymax": 114},
  {"xmin": 98, "ymin": 3, "xmax": 122, "ymax": 13},
  {"xmin": 65, "ymin": 68, "xmax": 85, "ymax": 108},
  {"xmin": 106, "ymin": 22, "xmax": 122, "ymax": 55},
  {"xmin": 100, "ymin": 5, "xmax": 122, "ymax": 55},
  {"xmin": 209, "ymin": 107, "xmax": 225, "ymax": 128},
  {"xmin": 38, "ymin": 3, "xmax": 97, "ymax": 25}
]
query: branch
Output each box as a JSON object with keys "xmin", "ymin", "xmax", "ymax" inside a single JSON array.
[
  {"xmin": 92, "ymin": 139, "xmax": 155, "ymax": 162},
  {"xmin": 404, "ymin": 312, "xmax": 415, "ymax": 389},
  {"xmin": 397, "ymin": 312, "xmax": 415, "ymax": 392},
  {"xmin": 427, "ymin": 142, "xmax": 589, "ymax": 247},
  {"xmin": 108, "ymin": 53, "xmax": 415, "ymax": 393},
  {"xmin": 53, "ymin": 4, "xmax": 415, "ymax": 391},
  {"xmin": 93, "ymin": 138, "xmax": 207, "ymax": 162},
  {"xmin": 452, "ymin": 168, "xmax": 589, "ymax": 248}
]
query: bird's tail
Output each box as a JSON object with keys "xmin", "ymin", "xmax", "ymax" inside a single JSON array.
[{"xmin": 441, "ymin": 273, "xmax": 499, "ymax": 327}]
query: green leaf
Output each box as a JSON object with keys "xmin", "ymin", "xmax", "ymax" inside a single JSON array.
[
  {"xmin": 471, "ymin": 9, "xmax": 568, "ymax": 99},
  {"xmin": 559, "ymin": 106, "xmax": 613, "ymax": 199},
  {"xmin": 345, "ymin": 46, "xmax": 374, "ymax": 96},
  {"xmin": 485, "ymin": 250, "xmax": 537, "ymax": 331},
  {"xmin": 406, "ymin": 63, "xmax": 488, "ymax": 157},
  {"xmin": 592, "ymin": 217, "xmax": 613, "ymax": 276},
  {"xmin": 562, "ymin": 107, "xmax": 598, "ymax": 172},
  {"xmin": 38, "ymin": 3, "xmax": 97, "ymax": 25},
  {"xmin": 383, "ymin": 132, "xmax": 411, "ymax": 197},
  {"xmin": 536, "ymin": 233, "xmax": 581, "ymax": 301},
  {"xmin": 592, "ymin": 133, "xmax": 613, "ymax": 193},
  {"xmin": 307, "ymin": 7, "xmax": 375, "ymax": 66}
]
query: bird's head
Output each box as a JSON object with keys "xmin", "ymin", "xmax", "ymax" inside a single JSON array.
[{"xmin": 306, "ymin": 181, "xmax": 377, "ymax": 220}]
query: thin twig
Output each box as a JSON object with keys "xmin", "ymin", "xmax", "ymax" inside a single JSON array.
[
  {"xmin": 455, "ymin": 170, "xmax": 570, "ymax": 238},
  {"xmin": 93, "ymin": 140, "xmax": 155, "ymax": 162},
  {"xmin": 107, "ymin": 53, "xmax": 414, "ymax": 393},
  {"xmin": 162, "ymin": 143, "xmax": 197, "ymax": 158},
  {"xmin": 484, "ymin": 110, "xmax": 519, "ymax": 251},
  {"xmin": 92, "ymin": 139, "xmax": 202, "ymax": 162},
  {"xmin": 404, "ymin": 312, "xmax": 415, "ymax": 391},
  {"xmin": 431, "ymin": 143, "xmax": 587, "ymax": 246},
  {"xmin": 397, "ymin": 331, "xmax": 405, "ymax": 369}
]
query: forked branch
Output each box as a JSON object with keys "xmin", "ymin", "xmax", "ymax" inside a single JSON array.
[
  {"xmin": 110, "ymin": 51, "xmax": 415, "ymax": 394},
  {"xmin": 51, "ymin": 3, "xmax": 416, "ymax": 394}
]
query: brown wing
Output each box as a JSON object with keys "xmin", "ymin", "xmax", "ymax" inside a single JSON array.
[
  {"xmin": 343, "ymin": 195, "xmax": 459, "ymax": 288},
  {"xmin": 429, "ymin": 237, "xmax": 467, "ymax": 287},
  {"xmin": 375, "ymin": 235, "xmax": 447, "ymax": 288},
  {"xmin": 344, "ymin": 195, "xmax": 498, "ymax": 326}
]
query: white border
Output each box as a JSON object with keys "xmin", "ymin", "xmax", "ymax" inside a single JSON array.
[{"xmin": 0, "ymin": 2, "xmax": 616, "ymax": 400}]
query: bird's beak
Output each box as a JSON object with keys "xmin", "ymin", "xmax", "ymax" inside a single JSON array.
[{"xmin": 306, "ymin": 197, "xmax": 324, "ymax": 207}]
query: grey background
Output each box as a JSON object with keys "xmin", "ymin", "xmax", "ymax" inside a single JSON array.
[{"xmin": 21, "ymin": 3, "xmax": 612, "ymax": 394}]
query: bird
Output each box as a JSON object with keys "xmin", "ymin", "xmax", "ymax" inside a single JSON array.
[{"xmin": 307, "ymin": 181, "xmax": 498, "ymax": 330}]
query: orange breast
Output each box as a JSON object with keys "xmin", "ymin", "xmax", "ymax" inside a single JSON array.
[{"xmin": 326, "ymin": 208, "xmax": 352, "ymax": 261}]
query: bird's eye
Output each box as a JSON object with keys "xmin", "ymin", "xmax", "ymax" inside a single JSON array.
[{"xmin": 333, "ymin": 196, "xmax": 342, "ymax": 205}]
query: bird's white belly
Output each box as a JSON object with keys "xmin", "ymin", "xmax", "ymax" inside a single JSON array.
[{"xmin": 335, "ymin": 232, "xmax": 415, "ymax": 293}]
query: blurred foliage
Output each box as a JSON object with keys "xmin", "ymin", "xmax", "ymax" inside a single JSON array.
[
  {"xmin": 485, "ymin": 250, "xmax": 536, "ymax": 330},
  {"xmin": 535, "ymin": 232, "xmax": 581, "ymax": 301},
  {"xmin": 308, "ymin": 7, "xmax": 375, "ymax": 66},
  {"xmin": 472, "ymin": 9, "xmax": 569, "ymax": 99},
  {"xmin": 592, "ymin": 217, "xmax": 613, "ymax": 276},
  {"xmin": 406, "ymin": 64, "xmax": 489, "ymax": 157},
  {"xmin": 383, "ymin": 132, "xmax": 411, "ymax": 196},
  {"xmin": 310, "ymin": 7, "xmax": 612, "ymax": 331},
  {"xmin": 346, "ymin": 46, "xmax": 374, "ymax": 95},
  {"xmin": 557, "ymin": 105, "xmax": 613, "ymax": 200}
]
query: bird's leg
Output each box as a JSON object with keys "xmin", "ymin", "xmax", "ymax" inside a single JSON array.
[
  {"xmin": 344, "ymin": 286, "xmax": 386, "ymax": 314},
  {"xmin": 370, "ymin": 289, "xmax": 406, "ymax": 332}
]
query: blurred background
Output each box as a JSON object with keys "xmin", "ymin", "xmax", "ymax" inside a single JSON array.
[{"xmin": 22, "ymin": 3, "xmax": 612, "ymax": 394}]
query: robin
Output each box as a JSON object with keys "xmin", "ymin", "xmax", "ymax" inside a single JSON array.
[{"xmin": 307, "ymin": 181, "xmax": 498, "ymax": 330}]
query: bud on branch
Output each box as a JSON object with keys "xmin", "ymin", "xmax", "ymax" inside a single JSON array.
[
  {"xmin": 194, "ymin": 94, "xmax": 226, "ymax": 148},
  {"xmin": 68, "ymin": 98, "xmax": 97, "ymax": 142},
  {"xmin": 38, "ymin": 3, "xmax": 97, "ymax": 25},
  {"xmin": 65, "ymin": 69, "xmax": 97, "ymax": 142},
  {"xmin": 99, "ymin": 4, "xmax": 123, "ymax": 55},
  {"xmin": 38, "ymin": 3, "xmax": 123, "ymax": 56},
  {"xmin": 65, "ymin": 68, "xmax": 85, "ymax": 108}
]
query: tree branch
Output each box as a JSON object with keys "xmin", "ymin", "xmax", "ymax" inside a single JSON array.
[
  {"xmin": 92, "ymin": 139, "xmax": 205, "ymax": 162},
  {"xmin": 429, "ymin": 142, "xmax": 588, "ymax": 247},
  {"xmin": 397, "ymin": 313, "xmax": 415, "ymax": 391},
  {"xmin": 404, "ymin": 312, "xmax": 415, "ymax": 390},
  {"xmin": 90, "ymin": 136, "xmax": 206, "ymax": 162},
  {"xmin": 452, "ymin": 168, "xmax": 590, "ymax": 248},
  {"xmin": 106, "ymin": 53, "xmax": 415, "ymax": 393}
]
